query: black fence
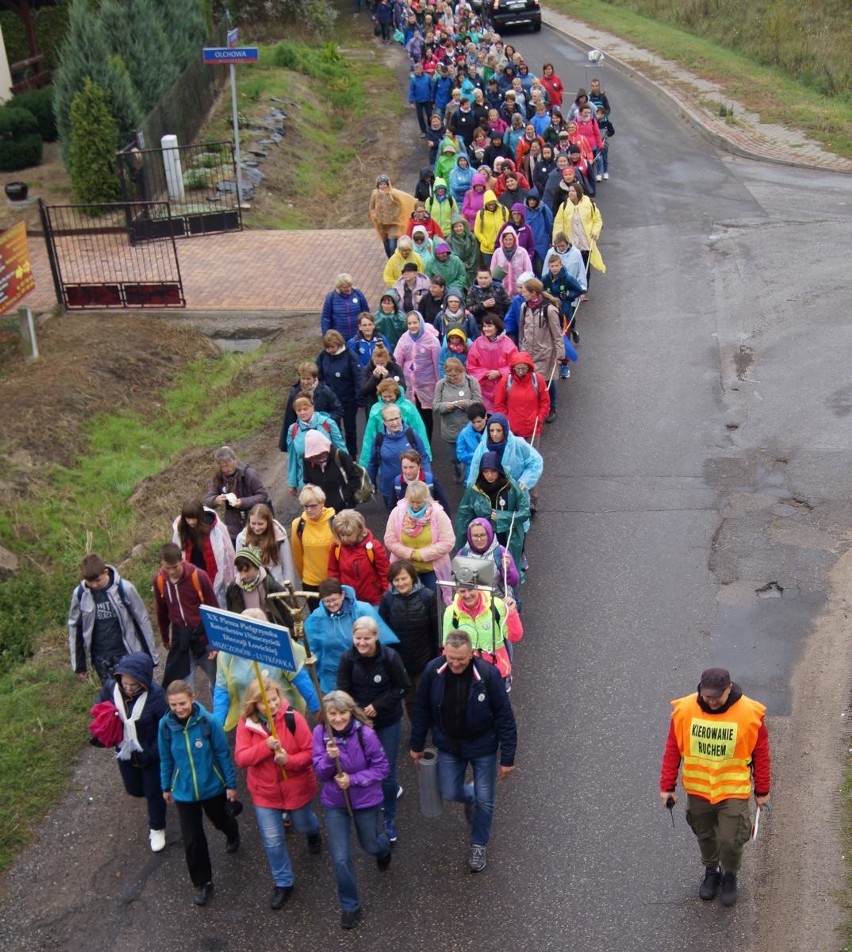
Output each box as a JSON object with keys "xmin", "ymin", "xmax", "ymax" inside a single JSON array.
[
  {"xmin": 117, "ymin": 140, "xmax": 242, "ymax": 240},
  {"xmin": 137, "ymin": 21, "xmax": 229, "ymax": 152},
  {"xmin": 39, "ymin": 201, "xmax": 184, "ymax": 310}
]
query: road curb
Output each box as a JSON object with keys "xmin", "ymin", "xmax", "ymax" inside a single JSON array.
[{"xmin": 542, "ymin": 12, "xmax": 852, "ymax": 175}]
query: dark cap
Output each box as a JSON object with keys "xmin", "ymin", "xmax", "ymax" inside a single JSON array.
[{"xmin": 699, "ymin": 668, "xmax": 731, "ymax": 698}]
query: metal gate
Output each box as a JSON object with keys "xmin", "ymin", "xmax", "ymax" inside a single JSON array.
[
  {"xmin": 117, "ymin": 140, "xmax": 243, "ymax": 240},
  {"xmin": 39, "ymin": 200, "xmax": 185, "ymax": 310}
]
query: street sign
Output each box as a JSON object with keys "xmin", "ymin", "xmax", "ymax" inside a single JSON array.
[
  {"xmin": 203, "ymin": 46, "xmax": 259, "ymax": 63},
  {"xmin": 200, "ymin": 605, "xmax": 298, "ymax": 672},
  {"xmin": 227, "ymin": 28, "xmax": 239, "ymax": 48},
  {"xmin": 0, "ymin": 222, "xmax": 35, "ymax": 316}
]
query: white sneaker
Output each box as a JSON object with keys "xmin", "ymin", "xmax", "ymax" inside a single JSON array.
[
  {"xmin": 596, "ymin": 174, "xmax": 602, "ymax": 181},
  {"xmin": 150, "ymin": 828, "xmax": 166, "ymax": 852},
  {"xmin": 603, "ymin": 172, "xmax": 609, "ymax": 180}
]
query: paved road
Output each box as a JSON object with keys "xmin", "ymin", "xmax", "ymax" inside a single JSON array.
[{"xmin": 2, "ymin": 26, "xmax": 851, "ymax": 952}]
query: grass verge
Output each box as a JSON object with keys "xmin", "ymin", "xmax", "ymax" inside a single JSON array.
[
  {"xmin": 0, "ymin": 344, "xmax": 285, "ymax": 871},
  {"xmin": 203, "ymin": 21, "xmax": 406, "ymax": 229},
  {"xmin": 548, "ymin": 0, "xmax": 852, "ymax": 160}
]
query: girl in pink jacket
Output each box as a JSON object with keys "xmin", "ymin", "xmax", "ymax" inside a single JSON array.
[
  {"xmin": 465, "ymin": 314, "xmax": 518, "ymax": 412},
  {"xmin": 393, "ymin": 311, "xmax": 441, "ymax": 441}
]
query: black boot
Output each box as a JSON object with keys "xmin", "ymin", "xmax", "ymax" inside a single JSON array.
[
  {"xmin": 720, "ymin": 870, "xmax": 737, "ymax": 907},
  {"xmin": 699, "ymin": 866, "xmax": 721, "ymax": 901}
]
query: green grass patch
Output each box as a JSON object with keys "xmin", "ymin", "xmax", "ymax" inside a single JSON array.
[
  {"xmin": 549, "ymin": 0, "xmax": 852, "ymax": 160},
  {"xmin": 0, "ymin": 655, "xmax": 93, "ymax": 870},
  {"xmin": 0, "ymin": 349, "xmax": 273, "ymax": 673},
  {"xmin": 201, "ymin": 19, "xmax": 405, "ymax": 230}
]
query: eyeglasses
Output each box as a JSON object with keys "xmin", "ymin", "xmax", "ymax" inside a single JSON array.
[{"xmin": 304, "ymin": 503, "xmax": 323, "ymax": 510}]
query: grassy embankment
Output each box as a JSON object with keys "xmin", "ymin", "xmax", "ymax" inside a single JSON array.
[
  {"xmin": 204, "ymin": 25, "xmax": 406, "ymax": 229},
  {"xmin": 0, "ymin": 349, "xmax": 276, "ymax": 871},
  {"xmin": 0, "ymin": 18, "xmax": 404, "ymax": 871},
  {"xmin": 548, "ymin": 0, "xmax": 852, "ymax": 160}
]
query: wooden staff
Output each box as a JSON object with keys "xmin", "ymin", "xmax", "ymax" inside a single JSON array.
[
  {"xmin": 252, "ymin": 660, "xmax": 287, "ymax": 781},
  {"xmin": 268, "ymin": 580, "xmax": 353, "ymax": 816}
]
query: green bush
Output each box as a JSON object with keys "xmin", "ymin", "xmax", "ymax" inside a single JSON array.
[
  {"xmin": 0, "ymin": 572, "xmax": 69, "ymax": 675},
  {"xmin": 68, "ymin": 79, "xmax": 121, "ymax": 206},
  {"xmin": 272, "ymin": 40, "xmax": 300, "ymax": 70},
  {"xmin": 10, "ymin": 88, "xmax": 58, "ymax": 141},
  {"xmin": 0, "ymin": 107, "xmax": 43, "ymax": 171}
]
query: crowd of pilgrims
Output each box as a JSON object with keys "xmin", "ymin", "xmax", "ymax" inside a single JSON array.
[{"xmin": 73, "ymin": 7, "xmax": 613, "ymax": 928}]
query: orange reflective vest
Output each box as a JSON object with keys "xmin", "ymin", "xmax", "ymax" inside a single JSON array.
[{"xmin": 670, "ymin": 694, "xmax": 765, "ymax": 804}]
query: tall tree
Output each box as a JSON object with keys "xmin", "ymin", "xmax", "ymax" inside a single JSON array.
[
  {"xmin": 98, "ymin": 0, "xmax": 179, "ymax": 113},
  {"xmin": 53, "ymin": 0, "xmax": 142, "ymax": 166}
]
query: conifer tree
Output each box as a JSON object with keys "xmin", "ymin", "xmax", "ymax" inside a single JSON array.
[
  {"xmin": 98, "ymin": 0, "xmax": 179, "ymax": 113},
  {"xmin": 53, "ymin": 0, "xmax": 143, "ymax": 167},
  {"xmin": 68, "ymin": 78, "xmax": 121, "ymax": 206}
]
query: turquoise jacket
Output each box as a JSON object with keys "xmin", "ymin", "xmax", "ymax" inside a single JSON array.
[
  {"xmin": 305, "ymin": 585, "xmax": 398, "ymax": 694},
  {"xmin": 158, "ymin": 701, "xmax": 237, "ymax": 802}
]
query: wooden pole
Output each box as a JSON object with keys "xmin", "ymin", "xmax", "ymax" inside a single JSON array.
[
  {"xmin": 268, "ymin": 581, "xmax": 352, "ymax": 815},
  {"xmin": 252, "ymin": 660, "xmax": 287, "ymax": 781}
]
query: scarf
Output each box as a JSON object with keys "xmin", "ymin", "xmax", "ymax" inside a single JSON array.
[
  {"xmin": 237, "ymin": 565, "xmax": 266, "ymax": 593},
  {"xmin": 113, "ymin": 682, "xmax": 147, "ymax": 761},
  {"xmin": 402, "ymin": 504, "xmax": 431, "ymax": 536}
]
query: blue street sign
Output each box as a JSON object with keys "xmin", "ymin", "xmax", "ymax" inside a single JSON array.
[
  {"xmin": 203, "ymin": 46, "xmax": 259, "ymax": 63},
  {"xmin": 200, "ymin": 605, "xmax": 297, "ymax": 672}
]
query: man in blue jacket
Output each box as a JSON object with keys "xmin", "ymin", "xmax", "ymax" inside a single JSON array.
[
  {"xmin": 408, "ymin": 61, "xmax": 433, "ymax": 138},
  {"xmin": 409, "ymin": 629, "xmax": 517, "ymax": 873}
]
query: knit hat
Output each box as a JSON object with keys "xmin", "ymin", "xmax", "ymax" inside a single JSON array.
[
  {"xmin": 479, "ymin": 451, "xmax": 501, "ymax": 472},
  {"xmin": 445, "ymin": 286, "xmax": 464, "ymax": 303},
  {"xmin": 234, "ymin": 546, "xmax": 262, "ymax": 569},
  {"xmin": 304, "ymin": 429, "xmax": 331, "ymax": 458}
]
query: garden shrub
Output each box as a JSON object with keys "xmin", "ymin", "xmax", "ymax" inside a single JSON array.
[{"xmin": 0, "ymin": 107, "xmax": 43, "ymax": 171}]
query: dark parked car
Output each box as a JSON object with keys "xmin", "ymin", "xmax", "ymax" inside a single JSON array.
[{"xmin": 490, "ymin": 0, "xmax": 542, "ymax": 32}]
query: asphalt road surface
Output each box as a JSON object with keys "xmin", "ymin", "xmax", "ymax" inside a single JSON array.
[{"xmin": 2, "ymin": 24, "xmax": 851, "ymax": 952}]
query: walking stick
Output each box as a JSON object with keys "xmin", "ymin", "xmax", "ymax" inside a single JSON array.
[
  {"xmin": 251, "ymin": 660, "xmax": 287, "ymax": 781},
  {"xmin": 268, "ymin": 581, "xmax": 353, "ymax": 816}
]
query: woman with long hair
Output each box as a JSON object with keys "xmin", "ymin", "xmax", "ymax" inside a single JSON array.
[{"xmin": 171, "ymin": 499, "xmax": 235, "ymax": 607}]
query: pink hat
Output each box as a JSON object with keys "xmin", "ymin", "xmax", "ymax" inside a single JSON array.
[{"xmin": 304, "ymin": 429, "xmax": 331, "ymax": 458}]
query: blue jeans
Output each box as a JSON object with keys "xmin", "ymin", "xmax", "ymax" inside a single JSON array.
[
  {"xmin": 253, "ymin": 802, "xmax": 321, "ymax": 887},
  {"xmin": 373, "ymin": 720, "xmax": 401, "ymax": 822},
  {"xmin": 324, "ymin": 805, "xmax": 390, "ymax": 911},
  {"xmin": 437, "ymin": 750, "xmax": 497, "ymax": 845}
]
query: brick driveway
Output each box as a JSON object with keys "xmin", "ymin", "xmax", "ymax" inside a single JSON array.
[{"xmin": 25, "ymin": 227, "xmax": 388, "ymax": 313}]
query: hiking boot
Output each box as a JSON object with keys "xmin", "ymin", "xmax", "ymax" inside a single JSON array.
[
  {"xmin": 341, "ymin": 907, "xmax": 362, "ymax": 929},
  {"xmin": 468, "ymin": 844, "xmax": 487, "ymax": 873},
  {"xmin": 307, "ymin": 833, "xmax": 322, "ymax": 854},
  {"xmin": 720, "ymin": 871, "xmax": 738, "ymax": 907},
  {"xmin": 270, "ymin": 885, "xmax": 293, "ymax": 910},
  {"xmin": 384, "ymin": 820, "xmax": 398, "ymax": 843},
  {"xmin": 149, "ymin": 828, "xmax": 166, "ymax": 853},
  {"xmin": 376, "ymin": 850, "xmax": 392, "ymax": 871},
  {"xmin": 699, "ymin": 866, "xmax": 721, "ymax": 901},
  {"xmin": 559, "ymin": 364, "xmax": 571, "ymax": 379},
  {"xmin": 193, "ymin": 882, "xmax": 213, "ymax": 906}
]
